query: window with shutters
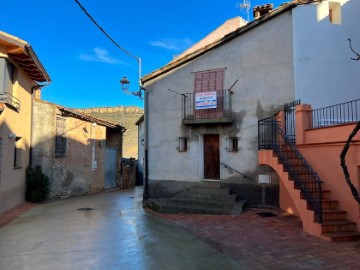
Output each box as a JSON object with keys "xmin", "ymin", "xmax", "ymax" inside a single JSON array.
[
  {"xmin": 55, "ymin": 117, "xmax": 67, "ymax": 158},
  {"xmin": 0, "ymin": 58, "xmax": 19, "ymax": 111},
  {"xmin": 193, "ymin": 68, "xmax": 225, "ymax": 119}
]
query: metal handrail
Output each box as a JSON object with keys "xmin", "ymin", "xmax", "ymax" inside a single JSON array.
[
  {"xmin": 0, "ymin": 92, "xmax": 20, "ymax": 111},
  {"xmin": 221, "ymin": 162, "xmax": 254, "ymax": 181},
  {"xmin": 182, "ymin": 89, "xmax": 232, "ymax": 120},
  {"xmin": 258, "ymin": 117, "xmax": 323, "ymax": 223},
  {"xmin": 311, "ymin": 98, "xmax": 360, "ymax": 128}
]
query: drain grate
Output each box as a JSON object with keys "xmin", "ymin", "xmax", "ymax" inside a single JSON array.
[
  {"xmin": 77, "ymin": 207, "xmax": 93, "ymax": 211},
  {"xmin": 257, "ymin": 212, "xmax": 277, "ymax": 218}
]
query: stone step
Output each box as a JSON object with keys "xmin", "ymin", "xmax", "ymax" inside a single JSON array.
[
  {"xmin": 147, "ymin": 198, "xmax": 246, "ymax": 215},
  {"xmin": 321, "ymin": 231, "xmax": 360, "ymax": 242},
  {"xmin": 174, "ymin": 187, "xmax": 232, "ymax": 201},
  {"xmin": 167, "ymin": 198, "xmax": 235, "ymax": 210}
]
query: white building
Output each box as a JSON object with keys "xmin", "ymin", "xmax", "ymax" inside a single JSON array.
[{"xmin": 141, "ymin": 1, "xmax": 360, "ymax": 205}]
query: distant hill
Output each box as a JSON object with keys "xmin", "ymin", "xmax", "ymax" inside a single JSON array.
[{"xmin": 77, "ymin": 106, "xmax": 143, "ymax": 158}]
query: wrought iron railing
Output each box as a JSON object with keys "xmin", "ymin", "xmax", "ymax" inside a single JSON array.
[
  {"xmin": 182, "ymin": 90, "xmax": 232, "ymax": 121},
  {"xmin": 311, "ymin": 99, "xmax": 360, "ymax": 128},
  {"xmin": 258, "ymin": 117, "xmax": 323, "ymax": 223},
  {"xmin": 0, "ymin": 92, "xmax": 20, "ymax": 111}
]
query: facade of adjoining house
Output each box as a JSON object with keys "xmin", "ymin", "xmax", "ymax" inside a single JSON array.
[
  {"xmin": 32, "ymin": 99, "xmax": 125, "ymax": 200},
  {"xmin": 0, "ymin": 32, "xmax": 51, "ymax": 214},
  {"xmin": 135, "ymin": 115, "xmax": 144, "ymax": 186},
  {"xmin": 141, "ymin": 1, "xmax": 360, "ymax": 207}
]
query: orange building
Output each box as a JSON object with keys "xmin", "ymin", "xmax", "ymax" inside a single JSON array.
[{"xmin": 258, "ymin": 100, "xmax": 360, "ymax": 241}]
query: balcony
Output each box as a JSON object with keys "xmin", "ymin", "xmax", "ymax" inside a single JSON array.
[
  {"xmin": 0, "ymin": 92, "xmax": 20, "ymax": 112},
  {"xmin": 182, "ymin": 90, "xmax": 233, "ymax": 125}
]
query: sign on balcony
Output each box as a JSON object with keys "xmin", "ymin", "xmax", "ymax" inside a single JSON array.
[{"xmin": 195, "ymin": 91, "xmax": 217, "ymax": 110}]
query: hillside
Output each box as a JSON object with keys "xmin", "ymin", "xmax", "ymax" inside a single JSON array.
[{"xmin": 77, "ymin": 106, "xmax": 143, "ymax": 158}]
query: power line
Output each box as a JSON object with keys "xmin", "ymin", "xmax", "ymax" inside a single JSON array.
[{"xmin": 74, "ymin": 0, "xmax": 139, "ymax": 62}]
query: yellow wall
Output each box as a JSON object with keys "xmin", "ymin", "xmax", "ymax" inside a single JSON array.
[{"xmin": 0, "ymin": 49, "xmax": 35, "ymax": 214}]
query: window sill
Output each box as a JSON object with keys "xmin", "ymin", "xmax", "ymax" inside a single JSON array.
[{"xmin": 13, "ymin": 166, "xmax": 22, "ymax": 170}]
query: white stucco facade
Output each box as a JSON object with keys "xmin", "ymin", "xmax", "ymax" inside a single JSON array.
[
  {"xmin": 144, "ymin": 11, "xmax": 295, "ymax": 187},
  {"xmin": 142, "ymin": 1, "xmax": 360, "ymax": 200},
  {"xmin": 293, "ymin": 0, "xmax": 360, "ymax": 109}
]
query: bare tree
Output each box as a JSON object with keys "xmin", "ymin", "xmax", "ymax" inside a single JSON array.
[{"xmin": 340, "ymin": 39, "xmax": 360, "ymax": 204}]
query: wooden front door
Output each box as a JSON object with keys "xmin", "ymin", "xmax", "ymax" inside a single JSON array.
[{"xmin": 204, "ymin": 134, "xmax": 220, "ymax": 179}]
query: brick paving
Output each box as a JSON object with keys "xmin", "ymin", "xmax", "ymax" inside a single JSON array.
[
  {"xmin": 156, "ymin": 208, "xmax": 360, "ymax": 269},
  {"xmin": 0, "ymin": 202, "xmax": 37, "ymax": 229}
]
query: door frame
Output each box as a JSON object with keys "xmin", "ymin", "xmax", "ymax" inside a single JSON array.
[{"xmin": 203, "ymin": 134, "xmax": 220, "ymax": 180}]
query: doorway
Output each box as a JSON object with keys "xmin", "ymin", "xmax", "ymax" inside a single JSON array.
[{"xmin": 204, "ymin": 134, "xmax": 220, "ymax": 179}]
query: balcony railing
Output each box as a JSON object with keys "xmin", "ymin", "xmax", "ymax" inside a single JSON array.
[
  {"xmin": 310, "ymin": 99, "xmax": 360, "ymax": 129},
  {"xmin": 0, "ymin": 92, "xmax": 20, "ymax": 111},
  {"xmin": 182, "ymin": 90, "xmax": 233, "ymax": 125}
]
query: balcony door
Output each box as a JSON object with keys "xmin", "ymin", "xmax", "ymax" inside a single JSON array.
[
  {"xmin": 204, "ymin": 134, "xmax": 220, "ymax": 180},
  {"xmin": 194, "ymin": 69, "xmax": 224, "ymax": 119}
]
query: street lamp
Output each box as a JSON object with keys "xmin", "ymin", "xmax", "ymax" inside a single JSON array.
[{"xmin": 120, "ymin": 58, "xmax": 149, "ymax": 204}]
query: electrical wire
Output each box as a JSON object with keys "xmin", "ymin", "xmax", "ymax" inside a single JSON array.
[{"xmin": 74, "ymin": 0, "xmax": 139, "ymax": 62}]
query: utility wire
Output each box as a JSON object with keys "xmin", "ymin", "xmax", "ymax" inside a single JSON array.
[{"xmin": 74, "ymin": 0, "xmax": 139, "ymax": 62}]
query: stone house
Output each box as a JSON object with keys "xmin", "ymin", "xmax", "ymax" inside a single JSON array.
[
  {"xmin": 0, "ymin": 31, "xmax": 51, "ymax": 214},
  {"xmin": 32, "ymin": 99, "xmax": 125, "ymax": 200},
  {"xmin": 140, "ymin": 1, "xmax": 360, "ymax": 210}
]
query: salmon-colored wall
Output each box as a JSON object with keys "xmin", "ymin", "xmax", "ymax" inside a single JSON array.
[{"xmin": 296, "ymin": 104, "xmax": 360, "ymax": 230}]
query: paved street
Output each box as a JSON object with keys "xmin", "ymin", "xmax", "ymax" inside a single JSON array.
[
  {"xmin": 0, "ymin": 187, "xmax": 239, "ymax": 270},
  {"xmin": 2, "ymin": 187, "xmax": 360, "ymax": 270}
]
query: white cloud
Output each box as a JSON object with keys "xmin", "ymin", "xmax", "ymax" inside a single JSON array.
[
  {"xmin": 79, "ymin": 48, "xmax": 120, "ymax": 64},
  {"xmin": 150, "ymin": 38, "xmax": 193, "ymax": 51}
]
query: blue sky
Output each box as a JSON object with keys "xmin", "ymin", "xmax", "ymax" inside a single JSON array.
[{"xmin": 0, "ymin": 0, "xmax": 284, "ymax": 108}]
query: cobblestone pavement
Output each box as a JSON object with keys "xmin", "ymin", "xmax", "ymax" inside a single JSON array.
[{"xmin": 157, "ymin": 208, "xmax": 360, "ymax": 270}]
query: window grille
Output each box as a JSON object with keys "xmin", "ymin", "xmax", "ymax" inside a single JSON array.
[
  {"xmin": 178, "ymin": 137, "xmax": 188, "ymax": 152},
  {"xmin": 55, "ymin": 117, "xmax": 67, "ymax": 157},
  {"xmin": 228, "ymin": 137, "xmax": 239, "ymax": 152}
]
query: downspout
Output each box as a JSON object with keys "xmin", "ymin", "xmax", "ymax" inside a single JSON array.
[{"xmin": 144, "ymin": 88, "xmax": 149, "ymax": 203}]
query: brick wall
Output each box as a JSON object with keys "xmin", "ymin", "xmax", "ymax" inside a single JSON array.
[{"xmin": 32, "ymin": 100, "xmax": 112, "ymax": 200}]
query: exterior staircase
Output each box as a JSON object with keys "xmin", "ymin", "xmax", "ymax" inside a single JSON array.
[
  {"xmin": 258, "ymin": 117, "xmax": 360, "ymax": 242},
  {"xmin": 147, "ymin": 182, "xmax": 246, "ymax": 215}
]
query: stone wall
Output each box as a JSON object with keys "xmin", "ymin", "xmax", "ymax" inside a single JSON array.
[{"xmin": 32, "ymin": 100, "xmax": 110, "ymax": 200}]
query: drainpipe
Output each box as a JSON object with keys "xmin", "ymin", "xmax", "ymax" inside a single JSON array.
[{"xmin": 143, "ymin": 86, "xmax": 149, "ymax": 205}]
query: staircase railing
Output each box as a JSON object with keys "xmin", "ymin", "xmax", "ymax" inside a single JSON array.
[{"xmin": 258, "ymin": 117, "xmax": 323, "ymax": 223}]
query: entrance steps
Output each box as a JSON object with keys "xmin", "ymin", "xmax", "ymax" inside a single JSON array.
[
  {"xmin": 259, "ymin": 149, "xmax": 360, "ymax": 242},
  {"xmin": 147, "ymin": 183, "xmax": 246, "ymax": 215}
]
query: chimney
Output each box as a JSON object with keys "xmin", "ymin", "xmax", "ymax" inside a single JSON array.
[
  {"xmin": 253, "ymin": 4, "xmax": 274, "ymax": 19},
  {"xmin": 33, "ymin": 88, "xmax": 41, "ymax": 99}
]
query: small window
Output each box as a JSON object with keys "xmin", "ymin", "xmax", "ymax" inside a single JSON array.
[
  {"xmin": 14, "ymin": 136, "xmax": 22, "ymax": 168},
  {"xmin": 228, "ymin": 137, "xmax": 239, "ymax": 152},
  {"xmin": 55, "ymin": 117, "xmax": 67, "ymax": 158},
  {"xmin": 329, "ymin": 1, "xmax": 341, "ymax": 25},
  {"xmin": 178, "ymin": 137, "xmax": 188, "ymax": 152}
]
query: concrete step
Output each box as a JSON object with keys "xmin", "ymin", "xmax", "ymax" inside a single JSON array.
[
  {"xmin": 300, "ymin": 190, "xmax": 331, "ymax": 200},
  {"xmin": 320, "ymin": 220, "xmax": 357, "ymax": 233},
  {"xmin": 147, "ymin": 198, "xmax": 246, "ymax": 215},
  {"xmin": 307, "ymin": 199, "xmax": 338, "ymax": 210},
  {"xmin": 315, "ymin": 209, "xmax": 347, "ymax": 221},
  {"xmin": 321, "ymin": 231, "xmax": 360, "ymax": 242},
  {"xmin": 167, "ymin": 197, "xmax": 235, "ymax": 210}
]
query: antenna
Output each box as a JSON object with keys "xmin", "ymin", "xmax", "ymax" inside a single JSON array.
[{"xmin": 236, "ymin": 0, "xmax": 251, "ymax": 22}]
